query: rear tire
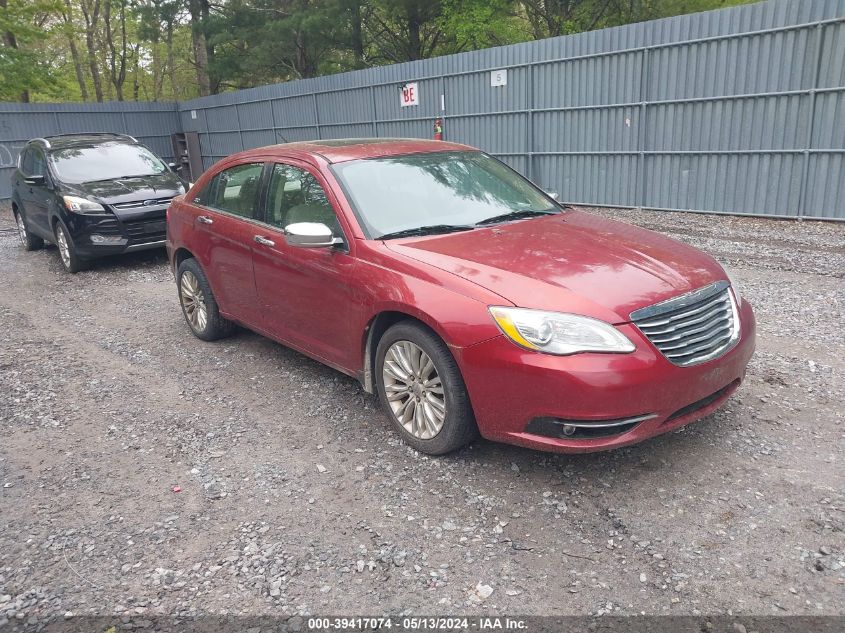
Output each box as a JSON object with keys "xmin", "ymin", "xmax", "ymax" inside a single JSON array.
[
  {"xmin": 176, "ymin": 257, "xmax": 235, "ymax": 341},
  {"xmin": 54, "ymin": 220, "xmax": 88, "ymax": 273},
  {"xmin": 375, "ymin": 321, "xmax": 478, "ymax": 455},
  {"xmin": 13, "ymin": 207, "xmax": 44, "ymax": 251}
]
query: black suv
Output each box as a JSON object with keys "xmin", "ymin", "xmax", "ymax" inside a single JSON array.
[{"xmin": 11, "ymin": 133, "xmax": 187, "ymax": 272}]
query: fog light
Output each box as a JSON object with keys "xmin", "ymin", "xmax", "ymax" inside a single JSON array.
[
  {"xmin": 90, "ymin": 234, "xmax": 122, "ymax": 244},
  {"xmin": 561, "ymin": 424, "xmax": 577, "ymax": 437}
]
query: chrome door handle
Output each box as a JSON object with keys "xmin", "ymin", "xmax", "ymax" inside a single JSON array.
[
  {"xmin": 197, "ymin": 215, "xmax": 213, "ymax": 225},
  {"xmin": 254, "ymin": 235, "xmax": 275, "ymax": 247}
]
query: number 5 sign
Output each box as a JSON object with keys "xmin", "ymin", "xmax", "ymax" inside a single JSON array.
[{"xmin": 400, "ymin": 82, "xmax": 419, "ymax": 107}]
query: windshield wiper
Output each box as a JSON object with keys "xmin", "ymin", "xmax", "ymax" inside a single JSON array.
[
  {"xmin": 474, "ymin": 209, "xmax": 558, "ymax": 226},
  {"xmin": 82, "ymin": 174, "xmax": 157, "ymax": 184},
  {"xmin": 378, "ymin": 224, "xmax": 474, "ymax": 240}
]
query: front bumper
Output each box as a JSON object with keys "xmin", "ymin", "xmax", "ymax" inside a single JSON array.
[
  {"xmin": 66, "ymin": 209, "xmax": 167, "ymax": 258},
  {"xmin": 455, "ymin": 299, "xmax": 756, "ymax": 454}
]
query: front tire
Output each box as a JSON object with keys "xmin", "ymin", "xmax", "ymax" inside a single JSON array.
[
  {"xmin": 176, "ymin": 258, "xmax": 235, "ymax": 341},
  {"xmin": 375, "ymin": 321, "xmax": 478, "ymax": 455},
  {"xmin": 54, "ymin": 220, "xmax": 87, "ymax": 273},
  {"xmin": 13, "ymin": 207, "xmax": 44, "ymax": 251}
]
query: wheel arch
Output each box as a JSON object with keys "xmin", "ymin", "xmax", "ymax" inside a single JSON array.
[
  {"xmin": 361, "ymin": 308, "xmax": 448, "ymax": 394},
  {"xmin": 172, "ymin": 247, "xmax": 195, "ymax": 274}
]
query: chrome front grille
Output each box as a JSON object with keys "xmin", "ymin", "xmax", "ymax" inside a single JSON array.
[
  {"xmin": 112, "ymin": 197, "xmax": 173, "ymax": 210},
  {"xmin": 630, "ymin": 281, "xmax": 739, "ymax": 367}
]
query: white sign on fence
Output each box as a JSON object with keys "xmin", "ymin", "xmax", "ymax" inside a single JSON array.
[
  {"xmin": 490, "ymin": 69, "xmax": 507, "ymax": 87},
  {"xmin": 400, "ymin": 83, "xmax": 419, "ymax": 107}
]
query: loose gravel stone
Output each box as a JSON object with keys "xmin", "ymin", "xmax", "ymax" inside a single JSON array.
[{"xmin": 0, "ymin": 204, "xmax": 843, "ymax": 620}]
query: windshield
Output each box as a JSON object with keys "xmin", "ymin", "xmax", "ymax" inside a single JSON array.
[
  {"xmin": 332, "ymin": 151, "xmax": 558, "ymax": 238},
  {"xmin": 49, "ymin": 142, "xmax": 168, "ymax": 184}
]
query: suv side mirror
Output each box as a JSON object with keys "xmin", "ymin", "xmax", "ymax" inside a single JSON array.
[
  {"xmin": 284, "ymin": 222, "xmax": 342, "ymax": 248},
  {"xmin": 24, "ymin": 175, "xmax": 46, "ymax": 186},
  {"xmin": 168, "ymin": 162, "xmax": 178, "ymax": 172}
]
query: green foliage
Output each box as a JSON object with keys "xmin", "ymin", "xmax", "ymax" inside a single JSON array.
[
  {"xmin": 0, "ymin": 0, "xmax": 760, "ymax": 102},
  {"xmin": 0, "ymin": 0, "xmax": 65, "ymax": 101}
]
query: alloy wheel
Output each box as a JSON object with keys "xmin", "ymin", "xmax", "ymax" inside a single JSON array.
[
  {"xmin": 382, "ymin": 340, "xmax": 446, "ymax": 439},
  {"xmin": 180, "ymin": 270, "xmax": 208, "ymax": 332},
  {"xmin": 55, "ymin": 226, "xmax": 71, "ymax": 268},
  {"xmin": 15, "ymin": 213, "xmax": 27, "ymax": 247}
]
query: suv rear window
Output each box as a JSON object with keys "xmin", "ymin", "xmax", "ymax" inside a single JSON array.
[{"xmin": 49, "ymin": 142, "xmax": 168, "ymax": 184}]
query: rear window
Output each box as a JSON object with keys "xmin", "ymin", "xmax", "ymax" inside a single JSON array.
[{"xmin": 49, "ymin": 142, "xmax": 168, "ymax": 184}]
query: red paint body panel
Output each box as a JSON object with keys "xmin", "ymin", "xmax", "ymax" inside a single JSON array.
[
  {"xmin": 167, "ymin": 139, "xmax": 756, "ymax": 455},
  {"xmin": 456, "ymin": 301, "xmax": 755, "ymax": 453}
]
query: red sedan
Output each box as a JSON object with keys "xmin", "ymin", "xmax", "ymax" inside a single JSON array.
[{"xmin": 166, "ymin": 139, "xmax": 755, "ymax": 455}]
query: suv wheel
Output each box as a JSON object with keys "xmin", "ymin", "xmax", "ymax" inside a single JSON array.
[
  {"xmin": 54, "ymin": 221, "xmax": 87, "ymax": 273},
  {"xmin": 375, "ymin": 321, "xmax": 478, "ymax": 455},
  {"xmin": 177, "ymin": 258, "xmax": 235, "ymax": 341},
  {"xmin": 13, "ymin": 208, "xmax": 44, "ymax": 251}
]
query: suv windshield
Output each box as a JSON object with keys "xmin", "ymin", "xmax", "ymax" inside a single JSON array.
[
  {"xmin": 332, "ymin": 151, "xmax": 558, "ymax": 238},
  {"xmin": 49, "ymin": 142, "xmax": 168, "ymax": 184}
]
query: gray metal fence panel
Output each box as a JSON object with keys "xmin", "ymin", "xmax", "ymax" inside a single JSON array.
[{"xmin": 2, "ymin": 0, "xmax": 844, "ymax": 219}]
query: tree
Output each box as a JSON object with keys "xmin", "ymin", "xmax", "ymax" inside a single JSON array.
[
  {"xmin": 59, "ymin": 0, "xmax": 88, "ymax": 99},
  {"xmin": 0, "ymin": 0, "xmax": 62, "ymax": 101},
  {"xmin": 78, "ymin": 0, "xmax": 104, "ymax": 100},
  {"xmin": 103, "ymin": 0, "xmax": 133, "ymax": 101}
]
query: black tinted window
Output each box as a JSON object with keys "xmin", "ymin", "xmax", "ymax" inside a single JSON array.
[
  {"xmin": 266, "ymin": 163, "xmax": 339, "ymax": 233},
  {"xmin": 20, "ymin": 149, "xmax": 32, "ymax": 174},
  {"xmin": 49, "ymin": 142, "xmax": 167, "ymax": 184},
  {"xmin": 29, "ymin": 148, "xmax": 46, "ymax": 177},
  {"xmin": 200, "ymin": 163, "xmax": 264, "ymax": 219}
]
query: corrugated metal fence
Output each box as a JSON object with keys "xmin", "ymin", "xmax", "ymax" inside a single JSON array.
[{"xmin": 2, "ymin": 0, "xmax": 844, "ymax": 219}]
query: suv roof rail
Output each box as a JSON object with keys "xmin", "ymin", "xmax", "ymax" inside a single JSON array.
[
  {"xmin": 31, "ymin": 137, "xmax": 52, "ymax": 149},
  {"xmin": 44, "ymin": 132, "xmax": 138, "ymax": 143}
]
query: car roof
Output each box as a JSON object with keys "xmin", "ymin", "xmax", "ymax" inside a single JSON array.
[
  {"xmin": 32, "ymin": 133, "xmax": 138, "ymax": 151},
  {"xmin": 233, "ymin": 138, "xmax": 478, "ymax": 164}
]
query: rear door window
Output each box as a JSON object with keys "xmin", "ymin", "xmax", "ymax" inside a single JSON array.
[{"xmin": 197, "ymin": 163, "xmax": 265, "ymax": 220}]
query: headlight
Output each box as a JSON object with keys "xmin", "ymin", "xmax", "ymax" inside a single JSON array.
[
  {"xmin": 63, "ymin": 195, "xmax": 106, "ymax": 214},
  {"xmin": 722, "ymin": 265, "xmax": 742, "ymax": 305},
  {"xmin": 489, "ymin": 307, "xmax": 635, "ymax": 355}
]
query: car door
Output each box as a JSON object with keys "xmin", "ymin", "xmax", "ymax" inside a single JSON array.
[
  {"xmin": 187, "ymin": 161, "xmax": 266, "ymax": 328},
  {"xmin": 251, "ymin": 160, "xmax": 358, "ymax": 371},
  {"xmin": 17, "ymin": 146, "xmax": 51, "ymax": 236}
]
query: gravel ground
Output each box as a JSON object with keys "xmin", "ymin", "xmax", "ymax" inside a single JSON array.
[{"xmin": 0, "ymin": 203, "xmax": 843, "ymax": 627}]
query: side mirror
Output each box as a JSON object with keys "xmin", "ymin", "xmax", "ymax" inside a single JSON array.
[
  {"xmin": 168, "ymin": 162, "xmax": 178, "ymax": 172},
  {"xmin": 24, "ymin": 175, "xmax": 46, "ymax": 186},
  {"xmin": 284, "ymin": 222, "xmax": 342, "ymax": 248}
]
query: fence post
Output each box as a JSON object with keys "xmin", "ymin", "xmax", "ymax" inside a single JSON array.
[
  {"xmin": 370, "ymin": 85, "xmax": 378, "ymax": 137},
  {"xmin": 269, "ymin": 98, "xmax": 279, "ymax": 143},
  {"xmin": 234, "ymin": 103, "xmax": 244, "ymax": 150},
  {"xmin": 312, "ymin": 93, "xmax": 322, "ymax": 140},
  {"xmin": 797, "ymin": 21, "xmax": 826, "ymax": 219},
  {"xmin": 527, "ymin": 62, "xmax": 535, "ymax": 182},
  {"xmin": 636, "ymin": 48, "xmax": 650, "ymax": 210}
]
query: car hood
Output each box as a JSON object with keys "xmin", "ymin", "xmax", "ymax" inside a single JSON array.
[
  {"xmin": 384, "ymin": 209, "xmax": 727, "ymax": 324},
  {"xmin": 68, "ymin": 172, "xmax": 184, "ymax": 205}
]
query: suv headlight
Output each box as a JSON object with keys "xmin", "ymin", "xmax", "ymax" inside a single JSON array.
[
  {"xmin": 722, "ymin": 265, "xmax": 742, "ymax": 305},
  {"xmin": 63, "ymin": 195, "xmax": 106, "ymax": 214},
  {"xmin": 489, "ymin": 307, "xmax": 635, "ymax": 355}
]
